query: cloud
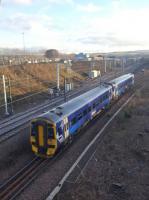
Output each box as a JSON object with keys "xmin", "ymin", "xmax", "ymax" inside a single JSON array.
[
  {"xmin": 0, "ymin": 13, "xmax": 53, "ymax": 32},
  {"xmin": 77, "ymin": 3, "xmax": 102, "ymax": 12},
  {"xmin": 0, "ymin": 12, "xmax": 66, "ymax": 49},
  {"xmin": 0, "ymin": 14, "xmax": 31, "ymax": 31},
  {"xmin": 48, "ymin": 0, "xmax": 74, "ymax": 5},
  {"xmin": 60, "ymin": 7, "xmax": 149, "ymax": 52},
  {"xmin": 77, "ymin": 35, "xmax": 143, "ymax": 47},
  {"xmin": 7, "ymin": 0, "xmax": 33, "ymax": 5}
]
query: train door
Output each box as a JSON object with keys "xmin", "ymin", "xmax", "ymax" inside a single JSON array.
[{"xmin": 63, "ymin": 117, "xmax": 69, "ymax": 139}]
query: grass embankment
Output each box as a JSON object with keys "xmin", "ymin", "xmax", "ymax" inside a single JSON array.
[{"xmin": 0, "ymin": 63, "xmax": 84, "ymax": 101}]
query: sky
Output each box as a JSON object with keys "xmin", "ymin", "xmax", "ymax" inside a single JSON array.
[{"xmin": 0, "ymin": 0, "xmax": 149, "ymax": 53}]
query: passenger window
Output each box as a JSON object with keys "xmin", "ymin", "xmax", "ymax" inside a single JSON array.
[
  {"xmin": 93, "ymin": 103, "xmax": 95, "ymax": 109},
  {"xmin": 100, "ymin": 98, "xmax": 102, "ymax": 103},
  {"xmin": 78, "ymin": 113, "xmax": 82, "ymax": 120},
  {"xmin": 83, "ymin": 110, "xmax": 87, "ymax": 116},
  {"xmin": 71, "ymin": 117, "xmax": 77, "ymax": 125},
  {"xmin": 88, "ymin": 106, "xmax": 91, "ymax": 112}
]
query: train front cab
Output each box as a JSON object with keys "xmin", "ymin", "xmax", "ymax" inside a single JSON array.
[{"xmin": 30, "ymin": 119, "xmax": 57, "ymax": 157}]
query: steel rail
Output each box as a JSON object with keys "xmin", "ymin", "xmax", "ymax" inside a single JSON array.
[{"xmin": 0, "ymin": 157, "xmax": 46, "ymax": 200}]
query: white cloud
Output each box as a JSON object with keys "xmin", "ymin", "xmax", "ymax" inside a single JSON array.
[
  {"xmin": 75, "ymin": 8, "xmax": 149, "ymax": 51},
  {"xmin": 55, "ymin": 7, "xmax": 149, "ymax": 52},
  {"xmin": 0, "ymin": 12, "xmax": 66, "ymax": 49},
  {"xmin": 48, "ymin": 0, "xmax": 74, "ymax": 5},
  {"xmin": 0, "ymin": 13, "xmax": 53, "ymax": 32},
  {"xmin": 77, "ymin": 3, "xmax": 102, "ymax": 12},
  {"xmin": 9, "ymin": 0, "xmax": 33, "ymax": 5}
]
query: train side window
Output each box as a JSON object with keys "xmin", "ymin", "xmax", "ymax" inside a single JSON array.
[
  {"xmin": 78, "ymin": 113, "xmax": 82, "ymax": 120},
  {"xmin": 100, "ymin": 98, "xmax": 102, "ymax": 103},
  {"xmin": 93, "ymin": 103, "xmax": 95, "ymax": 109},
  {"xmin": 83, "ymin": 109, "xmax": 87, "ymax": 116},
  {"xmin": 88, "ymin": 106, "xmax": 91, "ymax": 112},
  {"xmin": 96, "ymin": 101, "xmax": 99, "ymax": 106},
  {"xmin": 103, "ymin": 95, "xmax": 107, "ymax": 100},
  {"xmin": 71, "ymin": 117, "xmax": 77, "ymax": 125}
]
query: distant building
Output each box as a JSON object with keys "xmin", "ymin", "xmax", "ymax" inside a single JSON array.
[
  {"xmin": 74, "ymin": 53, "xmax": 91, "ymax": 61},
  {"xmin": 91, "ymin": 54, "xmax": 104, "ymax": 61},
  {"xmin": 89, "ymin": 70, "xmax": 101, "ymax": 79}
]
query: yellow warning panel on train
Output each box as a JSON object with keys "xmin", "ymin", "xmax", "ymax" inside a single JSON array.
[{"xmin": 38, "ymin": 125, "xmax": 44, "ymax": 147}]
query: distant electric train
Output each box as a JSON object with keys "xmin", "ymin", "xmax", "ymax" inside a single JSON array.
[{"xmin": 30, "ymin": 73, "xmax": 134, "ymax": 157}]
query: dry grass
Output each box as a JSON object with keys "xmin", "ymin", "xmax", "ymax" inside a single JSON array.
[{"xmin": 0, "ymin": 63, "xmax": 84, "ymax": 101}]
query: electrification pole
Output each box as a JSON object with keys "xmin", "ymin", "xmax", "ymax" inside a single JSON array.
[
  {"xmin": 56, "ymin": 63, "xmax": 60, "ymax": 91},
  {"xmin": 122, "ymin": 58, "xmax": 124, "ymax": 73},
  {"xmin": 67, "ymin": 60, "xmax": 73, "ymax": 91},
  {"xmin": 2, "ymin": 75, "xmax": 9, "ymax": 116},
  {"xmin": 114, "ymin": 59, "xmax": 116, "ymax": 77},
  {"xmin": 64, "ymin": 77, "xmax": 66, "ymax": 102},
  {"xmin": 104, "ymin": 56, "xmax": 107, "ymax": 73},
  {"xmin": 8, "ymin": 77, "xmax": 13, "ymax": 114}
]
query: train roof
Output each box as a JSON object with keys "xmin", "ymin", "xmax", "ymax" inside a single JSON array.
[
  {"xmin": 109, "ymin": 73, "xmax": 134, "ymax": 86},
  {"xmin": 39, "ymin": 84, "xmax": 112, "ymax": 123}
]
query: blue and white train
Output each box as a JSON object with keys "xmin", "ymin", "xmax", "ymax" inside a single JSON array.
[{"xmin": 30, "ymin": 73, "xmax": 134, "ymax": 157}]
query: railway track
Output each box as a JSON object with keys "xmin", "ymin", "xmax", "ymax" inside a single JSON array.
[
  {"xmin": 0, "ymin": 143, "xmax": 72, "ymax": 200},
  {"xmin": 0, "ymin": 157, "xmax": 47, "ymax": 200}
]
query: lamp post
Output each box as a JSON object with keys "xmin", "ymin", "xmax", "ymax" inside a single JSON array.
[{"xmin": 22, "ymin": 32, "xmax": 25, "ymax": 55}]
